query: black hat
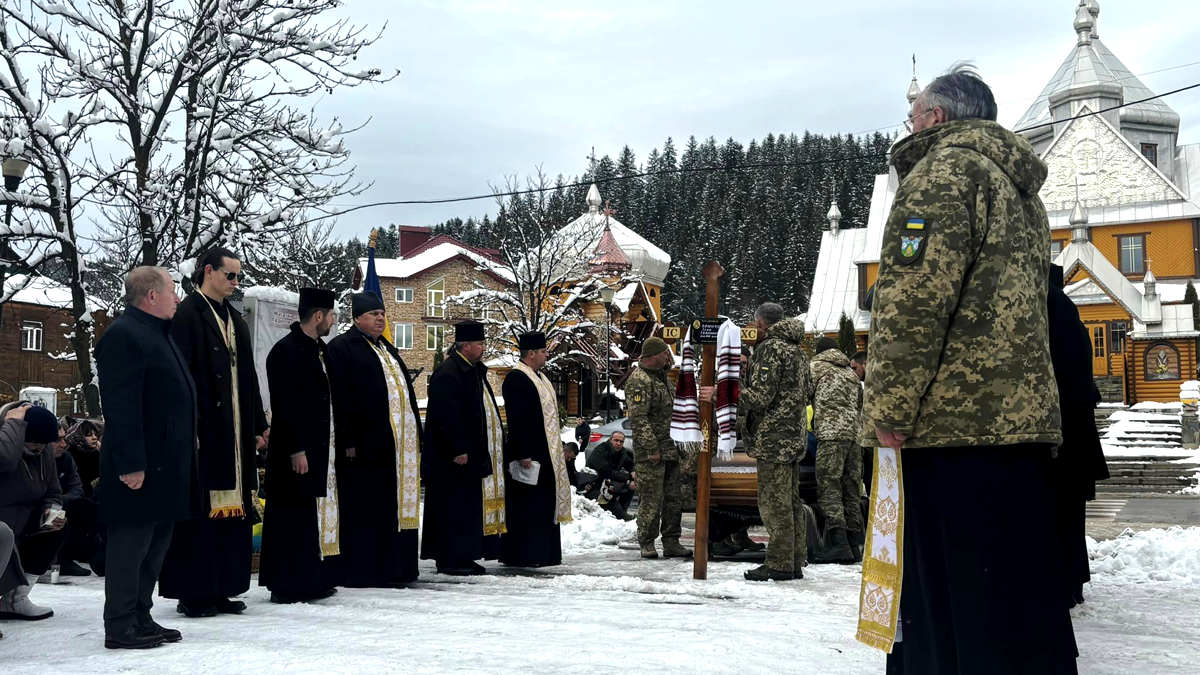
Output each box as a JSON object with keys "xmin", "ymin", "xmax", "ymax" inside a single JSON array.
[
  {"xmin": 1049, "ymin": 264, "xmax": 1064, "ymax": 290},
  {"xmin": 518, "ymin": 331, "xmax": 547, "ymax": 350},
  {"xmin": 816, "ymin": 336, "xmax": 840, "ymax": 353},
  {"xmin": 24, "ymin": 405, "xmax": 59, "ymax": 445},
  {"xmin": 300, "ymin": 288, "xmax": 335, "ymax": 310},
  {"xmin": 351, "ymin": 291, "xmax": 385, "ymax": 318},
  {"xmin": 455, "ymin": 320, "xmax": 486, "ymax": 342}
]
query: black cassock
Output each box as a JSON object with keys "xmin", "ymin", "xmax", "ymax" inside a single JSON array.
[
  {"xmin": 258, "ymin": 323, "xmax": 338, "ymax": 598},
  {"xmin": 499, "ymin": 369, "xmax": 562, "ymax": 567},
  {"xmin": 420, "ymin": 350, "xmax": 501, "ymax": 567},
  {"xmin": 327, "ymin": 328, "xmax": 423, "ymax": 587},
  {"xmin": 160, "ymin": 293, "xmax": 267, "ymax": 603}
]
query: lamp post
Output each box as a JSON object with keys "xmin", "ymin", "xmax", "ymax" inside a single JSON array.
[
  {"xmin": 1, "ymin": 157, "xmax": 31, "ymax": 313},
  {"xmin": 599, "ymin": 285, "xmax": 616, "ymax": 423}
]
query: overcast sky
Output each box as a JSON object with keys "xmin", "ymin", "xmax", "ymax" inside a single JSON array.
[{"xmin": 317, "ymin": 0, "xmax": 1200, "ymax": 239}]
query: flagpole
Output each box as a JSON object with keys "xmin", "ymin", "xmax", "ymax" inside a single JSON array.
[{"xmin": 693, "ymin": 260, "xmax": 724, "ymax": 580}]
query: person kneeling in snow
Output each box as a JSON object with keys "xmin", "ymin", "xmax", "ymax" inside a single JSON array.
[{"xmin": 585, "ymin": 432, "xmax": 637, "ymax": 521}]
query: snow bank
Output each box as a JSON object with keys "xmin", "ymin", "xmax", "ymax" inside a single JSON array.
[
  {"xmin": 243, "ymin": 285, "xmax": 300, "ymax": 305},
  {"xmin": 561, "ymin": 490, "xmax": 636, "ymax": 553},
  {"xmin": 1089, "ymin": 527, "xmax": 1200, "ymax": 584}
]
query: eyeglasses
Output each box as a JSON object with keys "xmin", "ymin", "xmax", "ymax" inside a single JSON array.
[{"xmin": 216, "ymin": 269, "xmax": 244, "ymax": 283}]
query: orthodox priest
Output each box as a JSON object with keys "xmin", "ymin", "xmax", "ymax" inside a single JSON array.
[
  {"xmin": 421, "ymin": 321, "xmax": 505, "ymax": 576},
  {"xmin": 162, "ymin": 248, "xmax": 268, "ymax": 618},
  {"xmin": 499, "ymin": 332, "xmax": 573, "ymax": 568},
  {"xmin": 259, "ymin": 288, "xmax": 341, "ymax": 604},
  {"xmin": 326, "ymin": 292, "xmax": 424, "ymax": 587}
]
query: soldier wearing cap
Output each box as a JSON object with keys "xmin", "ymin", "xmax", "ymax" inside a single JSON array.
[
  {"xmin": 626, "ymin": 337, "xmax": 692, "ymax": 560},
  {"xmin": 259, "ymin": 288, "xmax": 342, "ymax": 603},
  {"xmin": 420, "ymin": 321, "xmax": 506, "ymax": 576},
  {"xmin": 326, "ymin": 291, "xmax": 424, "ymax": 588}
]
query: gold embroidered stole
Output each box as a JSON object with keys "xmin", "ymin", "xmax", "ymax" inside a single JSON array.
[
  {"xmin": 370, "ymin": 342, "xmax": 422, "ymax": 531},
  {"xmin": 316, "ymin": 351, "xmax": 340, "ymax": 558},
  {"xmin": 200, "ymin": 295, "xmax": 244, "ymax": 519},
  {"xmin": 512, "ymin": 362, "xmax": 573, "ymax": 524},
  {"xmin": 482, "ymin": 389, "xmax": 507, "ymax": 536},
  {"xmin": 856, "ymin": 446, "xmax": 905, "ymax": 652}
]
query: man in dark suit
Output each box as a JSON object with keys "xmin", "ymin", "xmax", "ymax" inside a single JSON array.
[
  {"xmin": 160, "ymin": 248, "xmax": 268, "ymax": 619},
  {"xmin": 97, "ymin": 266, "xmax": 199, "ymax": 650},
  {"xmin": 326, "ymin": 291, "xmax": 424, "ymax": 587}
]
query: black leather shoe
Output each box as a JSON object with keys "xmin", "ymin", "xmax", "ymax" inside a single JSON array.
[
  {"xmin": 467, "ymin": 562, "xmax": 487, "ymax": 576},
  {"xmin": 176, "ymin": 601, "xmax": 218, "ymax": 618},
  {"xmin": 270, "ymin": 592, "xmax": 302, "ymax": 605},
  {"xmin": 437, "ymin": 566, "xmax": 475, "ymax": 576},
  {"xmin": 139, "ymin": 619, "xmax": 182, "ymax": 643},
  {"xmin": 59, "ymin": 560, "xmax": 92, "ymax": 577},
  {"xmin": 105, "ymin": 626, "xmax": 166, "ymax": 650},
  {"xmin": 214, "ymin": 598, "xmax": 247, "ymax": 614},
  {"xmin": 307, "ymin": 587, "xmax": 338, "ymax": 601}
]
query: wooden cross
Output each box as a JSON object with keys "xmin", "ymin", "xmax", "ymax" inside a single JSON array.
[
  {"xmin": 693, "ymin": 259, "xmax": 725, "ymax": 580},
  {"xmin": 603, "ymin": 200, "xmax": 616, "ymax": 219}
]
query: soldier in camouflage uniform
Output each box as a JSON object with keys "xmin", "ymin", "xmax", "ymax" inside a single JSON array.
[
  {"xmin": 809, "ymin": 337, "xmax": 863, "ymax": 564},
  {"xmin": 865, "ymin": 65, "xmax": 1074, "ymax": 673},
  {"xmin": 738, "ymin": 304, "xmax": 813, "ymax": 581},
  {"xmin": 626, "ymin": 337, "xmax": 692, "ymax": 560}
]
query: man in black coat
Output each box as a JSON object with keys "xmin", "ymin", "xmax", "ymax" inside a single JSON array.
[
  {"xmin": 96, "ymin": 266, "xmax": 199, "ymax": 650},
  {"xmin": 420, "ymin": 321, "xmax": 505, "ymax": 576},
  {"xmin": 161, "ymin": 248, "xmax": 268, "ymax": 618},
  {"xmin": 585, "ymin": 432, "xmax": 636, "ymax": 520},
  {"xmin": 1048, "ymin": 264, "xmax": 1110, "ymax": 607},
  {"xmin": 500, "ymin": 332, "xmax": 573, "ymax": 568},
  {"xmin": 260, "ymin": 289, "xmax": 342, "ymax": 603},
  {"xmin": 326, "ymin": 291, "xmax": 425, "ymax": 587}
]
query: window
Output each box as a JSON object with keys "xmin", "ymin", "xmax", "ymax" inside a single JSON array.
[
  {"xmin": 21, "ymin": 321, "xmax": 42, "ymax": 352},
  {"xmin": 426, "ymin": 279, "xmax": 445, "ymax": 318},
  {"xmin": 1118, "ymin": 235, "xmax": 1145, "ymax": 275},
  {"xmin": 395, "ymin": 287, "xmax": 414, "ymax": 304},
  {"xmin": 1141, "ymin": 143, "xmax": 1158, "ymax": 167},
  {"xmin": 1050, "ymin": 240, "xmax": 1064, "ymax": 258},
  {"xmin": 427, "ymin": 325, "xmax": 445, "ymax": 351},
  {"xmin": 1145, "ymin": 342, "xmax": 1181, "ymax": 381},
  {"xmin": 1092, "ymin": 326, "xmax": 1105, "ymax": 359},
  {"xmin": 479, "ymin": 305, "xmax": 494, "ymax": 323},
  {"xmin": 649, "ymin": 288, "xmax": 657, "ymax": 297},
  {"xmin": 1109, "ymin": 322, "xmax": 1128, "ymax": 354},
  {"xmin": 393, "ymin": 323, "xmax": 414, "ymax": 350}
]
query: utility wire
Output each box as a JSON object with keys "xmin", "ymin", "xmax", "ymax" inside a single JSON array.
[{"xmin": 301, "ymin": 81, "xmax": 1200, "ymax": 223}]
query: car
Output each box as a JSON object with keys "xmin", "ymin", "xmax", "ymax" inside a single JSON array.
[{"xmin": 582, "ymin": 417, "xmax": 634, "ymax": 455}]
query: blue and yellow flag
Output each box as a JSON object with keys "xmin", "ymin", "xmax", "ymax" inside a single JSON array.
[{"xmin": 364, "ymin": 231, "xmax": 392, "ymax": 343}]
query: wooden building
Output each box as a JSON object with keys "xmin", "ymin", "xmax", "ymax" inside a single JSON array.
[{"xmin": 802, "ymin": 2, "xmax": 1200, "ymax": 404}]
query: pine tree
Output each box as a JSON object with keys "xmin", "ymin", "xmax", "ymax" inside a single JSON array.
[{"xmin": 838, "ymin": 313, "xmax": 857, "ymax": 357}]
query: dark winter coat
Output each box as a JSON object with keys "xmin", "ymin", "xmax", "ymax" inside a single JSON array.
[
  {"xmin": 1048, "ymin": 267, "xmax": 1110, "ymax": 498},
  {"xmin": 266, "ymin": 323, "xmax": 337, "ymax": 502},
  {"xmin": 326, "ymin": 327, "xmax": 423, "ymax": 463},
  {"xmin": 64, "ymin": 421, "xmax": 101, "ymax": 498},
  {"xmin": 95, "ymin": 305, "xmax": 201, "ymax": 525},
  {"xmin": 424, "ymin": 349, "xmax": 502, "ymax": 481},
  {"xmin": 575, "ymin": 420, "xmax": 592, "ymax": 447},
  {"xmin": 0, "ymin": 402, "xmax": 63, "ymax": 539},
  {"xmin": 54, "ymin": 450, "xmax": 85, "ymax": 509},
  {"xmin": 171, "ymin": 293, "xmax": 268, "ymax": 508},
  {"xmin": 585, "ymin": 440, "xmax": 634, "ymax": 483}
]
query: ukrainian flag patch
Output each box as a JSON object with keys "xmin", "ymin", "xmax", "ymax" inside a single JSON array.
[{"xmin": 906, "ymin": 218, "xmax": 925, "ymax": 230}]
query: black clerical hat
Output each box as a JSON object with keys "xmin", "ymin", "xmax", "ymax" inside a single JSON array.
[
  {"xmin": 351, "ymin": 291, "xmax": 384, "ymax": 318},
  {"xmin": 455, "ymin": 320, "xmax": 486, "ymax": 342},
  {"xmin": 518, "ymin": 331, "xmax": 546, "ymax": 350},
  {"xmin": 299, "ymin": 288, "xmax": 335, "ymax": 310}
]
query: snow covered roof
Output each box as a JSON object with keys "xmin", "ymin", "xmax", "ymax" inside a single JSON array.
[
  {"xmin": 1173, "ymin": 143, "xmax": 1200, "ymax": 202},
  {"xmin": 798, "ymin": 226, "xmax": 870, "ymax": 334},
  {"xmin": 612, "ymin": 281, "xmax": 658, "ymax": 322},
  {"xmin": 3, "ymin": 275, "xmax": 101, "ymax": 312},
  {"xmin": 852, "ymin": 171, "xmax": 898, "ymax": 265},
  {"xmin": 243, "ymin": 286, "xmax": 300, "ymax": 305},
  {"xmin": 362, "ymin": 241, "xmax": 514, "ymax": 284},
  {"xmin": 1132, "ymin": 303, "xmax": 1199, "ymax": 339},
  {"xmin": 557, "ymin": 185, "xmax": 671, "ymax": 286}
]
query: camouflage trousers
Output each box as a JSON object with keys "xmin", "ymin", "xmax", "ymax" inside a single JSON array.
[
  {"xmin": 634, "ymin": 460, "xmax": 683, "ymax": 546},
  {"xmin": 757, "ymin": 459, "xmax": 805, "ymax": 572},
  {"xmin": 815, "ymin": 440, "xmax": 863, "ymax": 533}
]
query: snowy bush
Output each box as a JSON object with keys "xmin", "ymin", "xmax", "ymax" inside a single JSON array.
[{"xmin": 1088, "ymin": 527, "xmax": 1200, "ymax": 584}]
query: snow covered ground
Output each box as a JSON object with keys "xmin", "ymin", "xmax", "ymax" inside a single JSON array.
[{"xmin": 3, "ymin": 515, "xmax": 1198, "ymax": 674}]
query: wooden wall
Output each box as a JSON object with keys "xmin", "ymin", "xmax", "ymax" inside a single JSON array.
[
  {"xmin": 1090, "ymin": 220, "xmax": 1196, "ymax": 279},
  {"xmin": 1129, "ymin": 337, "xmax": 1197, "ymax": 404}
]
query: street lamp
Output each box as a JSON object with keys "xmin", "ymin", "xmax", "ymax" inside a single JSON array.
[
  {"xmin": 599, "ymin": 285, "xmax": 616, "ymax": 423},
  {"xmin": 3, "ymin": 157, "xmax": 30, "ymax": 230}
]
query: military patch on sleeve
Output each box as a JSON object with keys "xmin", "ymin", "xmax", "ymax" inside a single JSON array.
[
  {"xmin": 760, "ymin": 366, "xmax": 770, "ymax": 372},
  {"xmin": 633, "ymin": 392, "xmax": 643, "ymax": 403},
  {"xmin": 897, "ymin": 219, "xmax": 930, "ymax": 265}
]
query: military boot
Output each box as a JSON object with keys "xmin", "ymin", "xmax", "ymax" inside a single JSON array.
[
  {"xmin": 848, "ymin": 530, "xmax": 865, "ymax": 563},
  {"xmin": 743, "ymin": 565, "xmax": 795, "ymax": 582},
  {"xmin": 662, "ymin": 540, "xmax": 694, "ymax": 558},
  {"xmin": 640, "ymin": 543, "xmax": 659, "ymax": 559},
  {"xmin": 709, "ymin": 538, "xmax": 740, "ymax": 558},
  {"xmin": 732, "ymin": 529, "xmax": 765, "ymax": 552},
  {"xmin": 812, "ymin": 528, "xmax": 855, "ymax": 564}
]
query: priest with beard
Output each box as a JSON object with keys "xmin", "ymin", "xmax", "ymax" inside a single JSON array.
[
  {"xmin": 162, "ymin": 248, "xmax": 268, "ymax": 618},
  {"xmin": 259, "ymin": 288, "xmax": 341, "ymax": 604},
  {"xmin": 420, "ymin": 321, "xmax": 506, "ymax": 576},
  {"xmin": 499, "ymin": 332, "xmax": 573, "ymax": 568},
  {"xmin": 326, "ymin": 291, "xmax": 424, "ymax": 587}
]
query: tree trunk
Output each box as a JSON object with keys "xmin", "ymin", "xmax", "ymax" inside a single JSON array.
[{"xmin": 62, "ymin": 237, "xmax": 102, "ymax": 417}]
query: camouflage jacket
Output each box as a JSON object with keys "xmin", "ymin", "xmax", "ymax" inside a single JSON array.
[
  {"xmin": 810, "ymin": 349, "xmax": 863, "ymax": 441},
  {"xmin": 739, "ymin": 318, "xmax": 813, "ymax": 463},
  {"xmin": 862, "ymin": 119, "xmax": 1062, "ymax": 449},
  {"xmin": 625, "ymin": 364, "xmax": 675, "ymax": 462}
]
